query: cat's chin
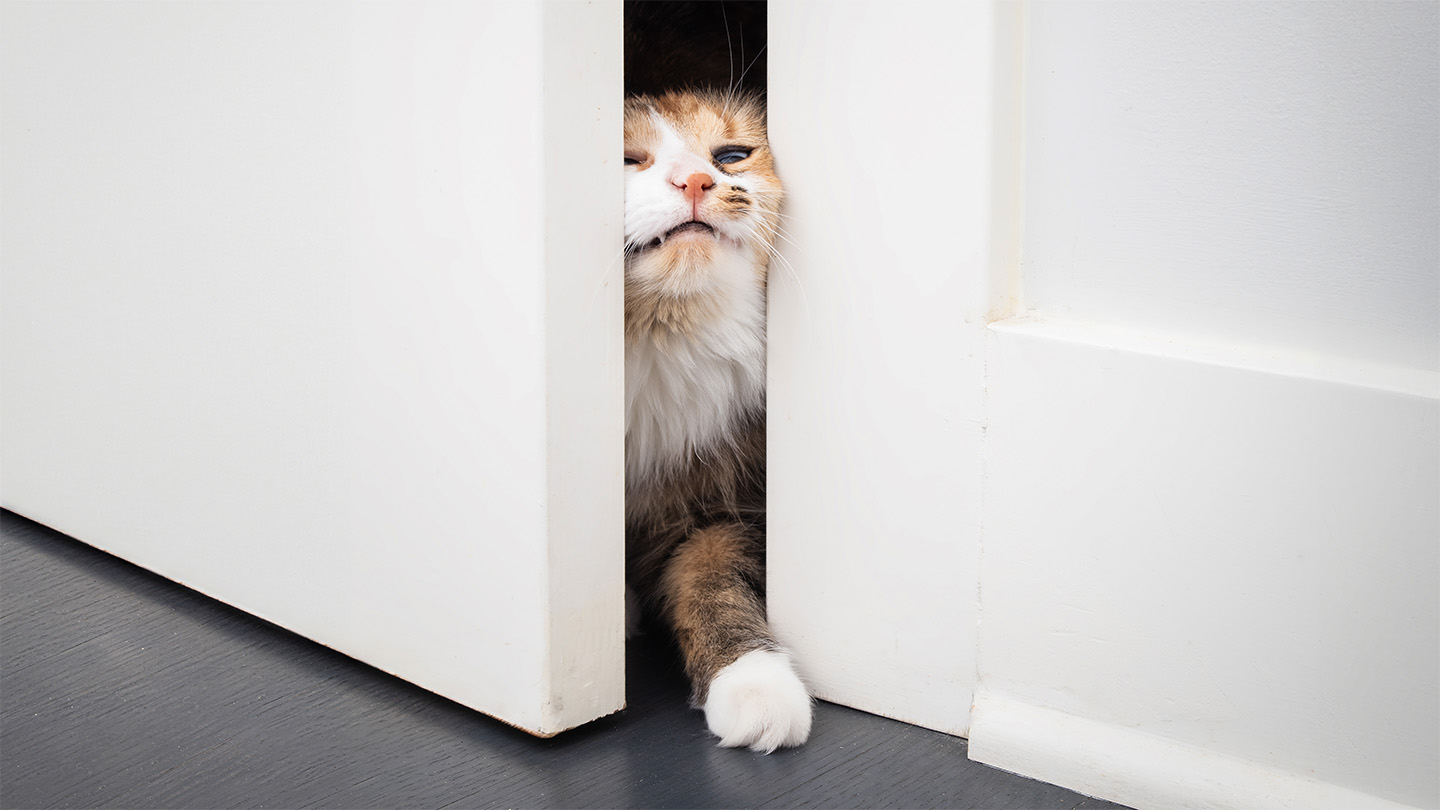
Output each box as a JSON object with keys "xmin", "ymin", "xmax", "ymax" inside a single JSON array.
[{"xmin": 629, "ymin": 236, "xmax": 756, "ymax": 300}]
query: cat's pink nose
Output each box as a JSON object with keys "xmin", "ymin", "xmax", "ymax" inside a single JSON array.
[{"xmin": 677, "ymin": 172, "xmax": 714, "ymax": 209}]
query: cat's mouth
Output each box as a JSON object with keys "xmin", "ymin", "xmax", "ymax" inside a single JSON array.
[
  {"xmin": 666, "ymin": 221, "xmax": 714, "ymax": 237},
  {"xmin": 642, "ymin": 221, "xmax": 715, "ymax": 250}
]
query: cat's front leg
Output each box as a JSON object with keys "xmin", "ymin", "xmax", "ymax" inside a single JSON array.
[{"xmin": 659, "ymin": 523, "xmax": 813, "ymax": 752}]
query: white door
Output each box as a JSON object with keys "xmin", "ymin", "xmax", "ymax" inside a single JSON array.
[
  {"xmin": 0, "ymin": 0, "xmax": 625, "ymax": 737},
  {"xmin": 765, "ymin": 0, "xmax": 1016, "ymax": 737}
]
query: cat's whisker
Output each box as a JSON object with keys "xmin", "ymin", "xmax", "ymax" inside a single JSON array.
[
  {"xmin": 734, "ymin": 7, "xmax": 747, "ymax": 95},
  {"xmin": 733, "ymin": 42, "xmax": 768, "ymax": 95},
  {"xmin": 593, "ymin": 234, "xmax": 669, "ymax": 304},
  {"xmin": 733, "ymin": 209, "xmax": 806, "ymax": 254},
  {"xmin": 765, "ymin": 223, "xmax": 805, "ymax": 254},
  {"xmin": 736, "ymin": 219, "xmax": 812, "ymax": 330},
  {"xmin": 766, "ymin": 247, "xmax": 813, "ymax": 330},
  {"xmin": 760, "ymin": 239, "xmax": 805, "ymax": 297},
  {"xmin": 591, "ymin": 241, "xmax": 641, "ymax": 305},
  {"xmin": 720, "ymin": 2, "xmax": 735, "ymax": 118},
  {"xmin": 751, "ymin": 228, "xmax": 803, "ymax": 285}
]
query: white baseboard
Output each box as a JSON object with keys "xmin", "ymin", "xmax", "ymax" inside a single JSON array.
[{"xmin": 969, "ymin": 690, "xmax": 1426, "ymax": 810}]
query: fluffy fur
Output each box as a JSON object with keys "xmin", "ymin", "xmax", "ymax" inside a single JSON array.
[
  {"xmin": 705, "ymin": 649, "xmax": 812, "ymax": 752},
  {"xmin": 624, "ymin": 89, "xmax": 811, "ymax": 752}
]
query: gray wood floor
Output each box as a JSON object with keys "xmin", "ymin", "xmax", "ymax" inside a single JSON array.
[{"xmin": 0, "ymin": 510, "xmax": 1125, "ymax": 809}]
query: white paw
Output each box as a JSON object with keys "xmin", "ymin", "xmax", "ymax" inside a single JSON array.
[{"xmin": 703, "ymin": 649, "xmax": 813, "ymax": 753}]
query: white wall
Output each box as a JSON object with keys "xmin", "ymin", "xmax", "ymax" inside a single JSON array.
[
  {"xmin": 767, "ymin": 0, "xmax": 1018, "ymax": 736},
  {"xmin": 971, "ymin": 3, "xmax": 1440, "ymax": 809},
  {"xmin": 0, "ymin": 0, "xmax": 624, "ymax": 737},
  {"xmin": 978, "ymin": 320, "xmax": 1438, "ymax": 810},
  {"xmin": 1019, "ymin": 1, "xmax": 1439, "ymax": 373}
]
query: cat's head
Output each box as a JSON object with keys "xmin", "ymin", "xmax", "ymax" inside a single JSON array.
[{"xmin": 623, "ymin": 90, "xmax": 782, "ymax": 309}]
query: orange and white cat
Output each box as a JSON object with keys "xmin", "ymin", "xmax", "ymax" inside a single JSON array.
[{"xmin": 623, "ymin": 89, "xmax": 811, "ymax": 752}]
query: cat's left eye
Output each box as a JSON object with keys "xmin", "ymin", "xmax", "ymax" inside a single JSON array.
[{"xmin": 714, "ymin": 147, "xmax": 751, "ymax": 166}]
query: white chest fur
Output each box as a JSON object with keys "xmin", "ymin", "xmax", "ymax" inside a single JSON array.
[{"xmin": 625, "ymin": 251, "xmax": 766, "ymax": 487}]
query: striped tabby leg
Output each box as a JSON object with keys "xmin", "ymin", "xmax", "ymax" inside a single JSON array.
[{"xmin": 660, "ymin": 522, "xmax": 812, "ymax": 752}]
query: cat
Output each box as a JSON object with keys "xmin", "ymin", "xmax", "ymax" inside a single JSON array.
[{"xmin": 623, "ymin": 88, "xmax": 812, "ymax": 753}]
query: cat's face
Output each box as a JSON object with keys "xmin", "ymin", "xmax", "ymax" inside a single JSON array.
[{"xmin": 623, "ymin": 91, "xmax": 782, "ymax": 302}]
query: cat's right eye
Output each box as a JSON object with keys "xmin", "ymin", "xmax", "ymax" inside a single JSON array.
[{"xmin": 624, "ymin": 152, "xmax": 647, "ymax": 167}]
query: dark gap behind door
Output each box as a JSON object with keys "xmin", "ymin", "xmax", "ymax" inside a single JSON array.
[{"xmin": 625, "ymin": 1, "xmax": 767, "ymax": 97}]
